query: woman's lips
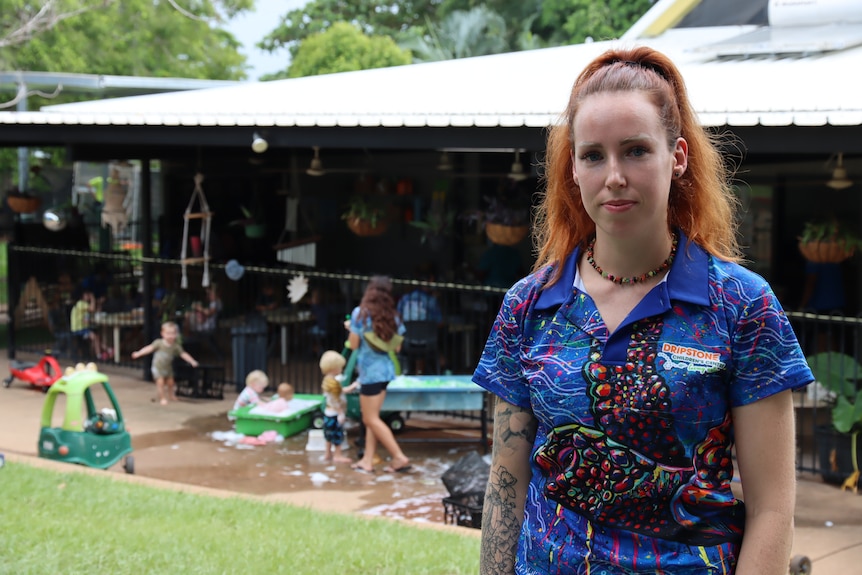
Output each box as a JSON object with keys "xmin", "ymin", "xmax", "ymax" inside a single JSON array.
[{"xmin": 603, "ymin": 200, "xmax": 635, "ymax": 212}]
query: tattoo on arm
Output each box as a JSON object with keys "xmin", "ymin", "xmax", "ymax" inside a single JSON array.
[{"xmin": 480, "ymin": 399, "xmax": 537, "ymax": 574}]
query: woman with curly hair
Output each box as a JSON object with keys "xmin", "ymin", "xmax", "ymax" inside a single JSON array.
[
  {"xmin": 347, "ymin": 275, "xmax": 410, "ymax": 474},
  {"xmin": 474, "ymin": 46, "xmax": 812, "ymax": 574}
]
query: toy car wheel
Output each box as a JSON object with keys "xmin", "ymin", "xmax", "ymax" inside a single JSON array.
[
  {"xmin": 123, "ymin": 455, "xmax": 135, "ymax": 474},
  {"xmin": 789, "ymin": 555, "xmax": 812, "ymax": 575},
  {"xmin": 311, "ymin": 410, "xmax": 325, "ymax": 430},
  {"xmin": 3, "ymin": 376, "xmax": 12, "ymax": 388},
  {"xmin": 385, "ymin": 413, "xmax": 405, "ymax": 433}
]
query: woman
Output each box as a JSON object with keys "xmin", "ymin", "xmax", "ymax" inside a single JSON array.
[
  {"xmin": 348, "ymin": 275, "xmax": 411, "ymax": 474},
  {"xmin": 474, "ymin": 47, "xmax": 813, "ymax": 574}
]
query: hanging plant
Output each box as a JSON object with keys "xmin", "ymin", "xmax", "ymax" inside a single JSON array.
[
  {"xmin": 798, "ymin": 220, "xmax": 860, "ymax": 263},
  {"xmin": 230, "ymin": 205, "xmax": 267, "ymax": 239},
  {"xmin": 463, "ymin": 179, "xmax": 532, "ymax": 246},
  {"xmin": 6, "ymin": 187, "xmax": 41, "ymax": 214},
  {"xmin": 341, "ymin": 195, "xmax": 389, "ymax": 236}
]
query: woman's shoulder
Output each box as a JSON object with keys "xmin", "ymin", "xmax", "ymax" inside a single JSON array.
[
  {"xmin": 710, "ymin": 258, "xmax": 770, "ymax": 290},
  {"xmin": 708, "ymin": 257, "xmax": 783, "ymax": 308}
]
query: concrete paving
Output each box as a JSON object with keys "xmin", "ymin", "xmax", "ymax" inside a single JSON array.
[{"xmin": 1, "ymin": 354, "xmax": 861, "ymax": 572}]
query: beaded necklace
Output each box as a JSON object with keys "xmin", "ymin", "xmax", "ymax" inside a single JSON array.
[{"xmin": 586, "ymin": 233, "xmax": 678, "ymax": 285}]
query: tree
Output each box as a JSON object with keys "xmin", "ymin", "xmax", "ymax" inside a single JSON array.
[
  {"xmin": 400, "ymin": 6, "xmax": 509, "ymax": 62},
  {"xmin": 0, "ymin": 0, "xmax": 255, "ymax": 187},
  {"xmin": 258, "ymin": 0, "xmax": 445, "ymax": 59},
  {"xmin": 260, "ymin": 0, "xmax": 655, "ymax": 77},
  {"xmin": 0, "ymin": 0, "xmax": 252, "ymax": 84},
  {"xmin": 281, "ymin": 21, "xmax": 411, "ymax": 79},
  {"xmin": 0, "ymin": 0, "xmax": 254, "ymax": 50},
  {"xmin": 537, "ymin": 0, "xmax": 656, "ymax": 45}
]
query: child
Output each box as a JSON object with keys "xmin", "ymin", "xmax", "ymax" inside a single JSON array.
[
  {"xmin": 70, "ymin": 286, "xmax": 107, "ymax": 360},
  {"xmin": 131, "ymin": 321, "xmax": 198, "ymax": 406},
  {"xmin": 254, "ymin": 382, "xmax": 295, "ymax": 414},
  {"xmin": 231, "ymin": 369, "xmax": 270, "ymax": 416},
  {"xmin": 319, "ymin": 350, "xmax": 356, "ymax": 463}
]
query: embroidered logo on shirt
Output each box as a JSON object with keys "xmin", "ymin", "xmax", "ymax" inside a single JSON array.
[{"xmin": 659, "ymin": 343, "xmax": 725, "ymax": 374}]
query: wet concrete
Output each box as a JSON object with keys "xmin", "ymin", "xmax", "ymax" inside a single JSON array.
[{"xmin": 123, "ymin": 413, "xmax": 485, "ymax": 524}]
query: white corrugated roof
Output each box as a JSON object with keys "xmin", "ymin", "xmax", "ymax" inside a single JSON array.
[{"xmin": 1, "ymin": 24, "xmax": 861, "ymax": 129}]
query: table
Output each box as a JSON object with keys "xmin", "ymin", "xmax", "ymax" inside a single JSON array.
[
  {"xmin": 263, "ymin": 309, "xmax": 314, "ymax": 365},
  {"xmin": 91, "ymin": 310, "xmax": 145, "ymax": 363},
  {"xmin": 347, "ymin": 374, "xmax": 489, "ymax": 451},
  {"xmin": 175, "ymin": 363, "xmax": 225, "ymax": 400}
]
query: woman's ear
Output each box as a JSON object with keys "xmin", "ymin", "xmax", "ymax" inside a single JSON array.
[
  {"xmin": 570, "ymin": 151, "xmax": 579, "ymax": 187},
  {"xmin": 673, "ymin": 137, "xmax": 688, "ymax": 177}
]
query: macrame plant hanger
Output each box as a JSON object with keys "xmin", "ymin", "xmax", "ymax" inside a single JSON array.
[{"xmin": 180, "ymin": 172, "xmax": 213, "ymax": 289}]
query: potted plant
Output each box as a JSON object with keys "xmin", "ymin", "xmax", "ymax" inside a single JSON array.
[
  {"xmin": 230, "ymin": 204, "xmax": 267, "ymax": 239},
  {"xmin": 479, "ymin": 180, "xmax": 532, "ymax": 246},
  {"xmin": 341, "ymin": 195, "xmax": 389, "ymax": 236},
  {"xmin": 808, "ymin": 352, "xmax": 862, "ymax": 491},
  {"xmin": 5, "ymin": 186, "xmax": 42, "ymax": 214},
  {"xmin": 798, "ymin": 220, "xmax": 860, "ymax": 263},
  {"xmin": 410, "ymin": 208, "xmax": 455, "ymax": 247}
]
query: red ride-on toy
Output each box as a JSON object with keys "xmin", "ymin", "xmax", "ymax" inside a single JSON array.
[{"xmin": 4, "ymin": 352, "xmax": 63, "ymax": 392}]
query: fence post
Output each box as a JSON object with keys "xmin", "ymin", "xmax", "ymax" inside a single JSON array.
[{"xmin": 5, "ymin": 242, "xmax": 16, "ymax": 360}]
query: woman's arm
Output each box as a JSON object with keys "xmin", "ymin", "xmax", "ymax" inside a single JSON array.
[
  {"xmin": 347, "ymin": 331, "xmax": 360, "ymax": 350},
  {"xmin": 481, "ymin": 397, "xmax": 537, "ymax": 575},
  {"xmin": 732, "ymin": 390, "xmax": 796, "ymax": 575}
]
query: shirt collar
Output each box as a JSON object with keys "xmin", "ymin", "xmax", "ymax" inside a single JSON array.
[{"xmin": 535, "ymin": 229, "xmax": 710, "ymax": 310}]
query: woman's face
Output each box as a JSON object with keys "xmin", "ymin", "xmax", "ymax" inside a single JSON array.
[{"xmin": 571, "ymin": 91, "xmax": 687, "ymax": 240}]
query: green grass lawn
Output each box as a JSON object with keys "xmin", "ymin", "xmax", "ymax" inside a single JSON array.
[{"xmin": 0, "ymin": 461, "xmax": 480, "ymax": 575}]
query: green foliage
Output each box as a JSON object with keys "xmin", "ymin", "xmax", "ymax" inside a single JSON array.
[
  {"xmin": 0, "ymin": 0, "xmax": 250, "ymax": 81},
  {"xmin": 800, "ymin": 220, "xmax": 862, "ymax": 249},
  {"xmin": 537, "ymin": 0, "xmax": 656, "ymax": 44},
  {"xmin": 410, "ymin": 202, "xmax": 456, "ymax": 243},
  {"xmin": 341, "ymin": 194, "xmax": 389, "ymax": 227},
  {"xmin": 400, "ymin": 6, "xmax": 509, "ymax": 62},
  {"xmin": 260, "ymin": 0, "xmax": 654, "ymax": 77},
  {"xmin": 259, "ymin": 0, "xmax": 446, "ymax": 58},
  {"xmin": 807, "ymin": 352, "xmax": 862, "ymax": 434},
  {"xmin": 1, "ymin": 461, "xmax": 480, "ymax": 574},
  {"xmin": 282, "ymin": 22, "xmax": 411, "ymax": 79}
]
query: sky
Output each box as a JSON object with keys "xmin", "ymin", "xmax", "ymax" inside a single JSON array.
[{"xmin": 224, "ymin": 0, "xmax": 308, "ymax": 81}]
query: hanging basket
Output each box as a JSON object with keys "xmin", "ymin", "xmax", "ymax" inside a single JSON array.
[
  {"xmin": 347, "ymin": 216, "xmax": 388, "ymax": 237},
  {"xmin": 798, "ymin": 240, "xmax": 856, "ymax": 263},
  {"xmin": 486, "ymin": 223, "xmax": 529, "ymax": 246},
  {"xmin": 7, "ymin": 195, "xmax": 41, "ymax": 214}
]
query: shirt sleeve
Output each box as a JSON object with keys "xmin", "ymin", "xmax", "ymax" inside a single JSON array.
[
  {"xmin": 729, "ymin": 281, "xmax": 814, "ymax": 407},
  {"xmin": 472, "ymin": 280, "xmax": 533, "ymax": 410}
]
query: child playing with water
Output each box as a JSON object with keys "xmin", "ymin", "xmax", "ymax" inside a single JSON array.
[
  {"xmin": 254, "ymin": 382, "xmax": 295, "ymax": 414},
  {"xmin": 131, "ymin": 321, "xmax": 198, "ymax": 406},
  {"xmin": 231, "ymin": 369, "xmax": 270, "ymax": 417},
  {"xmin": 319, "ymin": 350, "xmax": 356, "ymax": 463}
]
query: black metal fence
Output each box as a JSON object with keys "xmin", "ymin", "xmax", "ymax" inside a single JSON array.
[
  {"xmin": 4, "ymin": 243, "xmax": 505, "ymax": 394},
  {"xmin": 5, "ymin": 242, "xmax": 862, "ymax": 482}
]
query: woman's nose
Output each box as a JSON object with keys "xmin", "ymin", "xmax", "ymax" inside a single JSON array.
[{"xmin": 605, "ymin": 158, "xmax": 626, "ymax": 189}]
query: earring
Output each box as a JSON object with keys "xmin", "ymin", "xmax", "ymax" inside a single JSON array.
[{"xmin": 673, "ymin": 171, "xmax": 681, "ymax": 178}]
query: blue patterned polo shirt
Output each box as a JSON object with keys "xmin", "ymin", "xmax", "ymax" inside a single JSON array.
[{"xmin": 473, "ymin": 231, "xmax": 812, "ymax": 574}]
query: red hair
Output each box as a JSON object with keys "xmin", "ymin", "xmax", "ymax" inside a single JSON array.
[
  {"xmin": 534, "ymin": 46, "xmax": 741, "ymax": 285},
  {"xmin": 358, "ymin": 275, "xmax": 398, "ymax": 341}
]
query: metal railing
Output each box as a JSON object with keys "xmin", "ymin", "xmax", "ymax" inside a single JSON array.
[{"xmin": 5, "ymin": 241, "xmax": 860, "ymax": 479}]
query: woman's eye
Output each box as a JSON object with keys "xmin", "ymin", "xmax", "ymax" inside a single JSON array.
[
  {"xmin": 580, "ymin": 151, "xmax": 602, "ymax": 162},
  {"xmin": 629, "ymin": 146, "xmax": 648, "ymax": 157}
]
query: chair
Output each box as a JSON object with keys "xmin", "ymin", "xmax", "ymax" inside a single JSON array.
[{"xmin": 401, "ymin": 320, "xmax": 441, "ymax": 375}]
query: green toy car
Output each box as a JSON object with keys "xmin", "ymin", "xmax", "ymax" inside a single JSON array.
[{"xmin": 38, "ymin": 367, "xmax": 134, "ymax": 473}]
